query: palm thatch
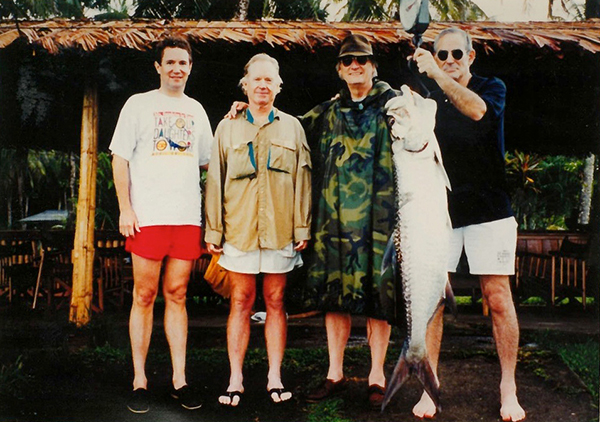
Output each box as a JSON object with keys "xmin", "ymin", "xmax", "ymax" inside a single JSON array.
[{"xmin": 0, "ymin": 19, "xmax": 599, "ymax": 54}]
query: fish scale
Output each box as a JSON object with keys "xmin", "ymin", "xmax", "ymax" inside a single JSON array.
[{"xmin": 381, "ymin": 85, "xmax": 454, "ymax": 413}]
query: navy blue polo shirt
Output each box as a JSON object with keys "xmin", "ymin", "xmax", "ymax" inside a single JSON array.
[{"xmin": 431, "ymin": 74, "xmax": 514, "ymax": 229}]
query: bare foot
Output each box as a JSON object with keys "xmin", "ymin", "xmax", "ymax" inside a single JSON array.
[
  {"xmin": 267, "ymin": 378, "xmax": 292, "ymax": 403},
  {"xmin": 500, "ymin": 394, "xmax": 526, "ymax": 421},
  {"xmin": 219, "ymin": 383, "xmax": 244, "ymax": 407},
  {"xmin": 412, "ymin": 391, "xmax": 437, "ymax": 419}
]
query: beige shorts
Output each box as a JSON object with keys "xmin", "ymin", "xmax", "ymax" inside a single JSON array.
[
  {"xmin": 217, "ymin": 242, "xmax": 302, "ymax": 274},
  {"xmin": 447, "ymin": 217, "xmax": 517, "ymax": 275}
]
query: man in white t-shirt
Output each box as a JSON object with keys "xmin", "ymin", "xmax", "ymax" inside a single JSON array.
[{"xmin": 110, "ymin": 36, "xmax": 213, "ymax": 414}]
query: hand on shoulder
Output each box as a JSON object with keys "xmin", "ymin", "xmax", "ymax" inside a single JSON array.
[{"xmin": 224, "ymin": 101, "xmax": 248, "ymax": 120}]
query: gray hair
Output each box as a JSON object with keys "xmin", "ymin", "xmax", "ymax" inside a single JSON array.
[
  {"xmin": 239, "ymin": 53, "xmax": 283, "ymax": 94},
  {"xmin": 433, "ymin": 28, "xmax": 473, "ymax": 53}
]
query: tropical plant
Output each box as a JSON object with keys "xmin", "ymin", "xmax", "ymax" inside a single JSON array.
[
  {"xmin": 130, "ymin": 0, "xmax": 591, "ymax": 21},
  {"xmin": 506, "ymin": 151, "xmax": 543, "ymax": 230},
  {"xmin": 133, "ymin": 0, "xmax": 327, "ymax": 20},
  {"xmin": 506, "ymin": 150, "xmax": 542, "ymax": 192},
  {"xmin": 341, "ymin": 0, "xmax": 390, "ymax": 21},
  {"xmin": 0, "ymin": 149, "xmax": 18, "ymax": 228},
  {"xmin": 543, "ymin": 0, "xmax": 586, "ymax": 20},
  {"xmin": 0, "ymin": 0, "xmax": 112, "ymax": 19},
  {"xmin": 95, "ymin": 152, "xmax": 118, "ymax": 230},
  {"xmin": 0, "ymin": 148, "xmax": 74, "ymax": 229},
  {"xmin": 429, "ymin": 0, "xmax": 487, "ymax": 20},
  {"xmin": 506, "ymin": 151, "xmax": 585, "ymax": 230},
  {"xmin": 133, "ymin": 0, "xmax": 212, "ymax": 19},
  {"xmin": 336, "ymin": 0, "xmax": 488, "ymax": 22},
  {"xmin": 25, "ymin": 149, "xmax": 72, "ymax": 215},
  {"xmin": 333, "ymin": 0, "xmax": 595, "ymax": 21},
  {"xmin": 2, "ymin": 0, "xmax": 596, "ymax": 21}
]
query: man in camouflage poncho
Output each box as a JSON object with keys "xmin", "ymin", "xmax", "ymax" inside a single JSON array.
[{"xmin": 303, "ymin": 34, "xmax": 400, "ymax": 409}]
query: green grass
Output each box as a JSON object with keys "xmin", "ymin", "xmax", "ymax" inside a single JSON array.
[
  {"xmin": 307, "ymin": 398, "xmax": 352, "ymax": 422},
  {"xmin": 77, "ymin": 343, "xmax": 129, "ymax": 367},
  {"xmin": 520, "ymin": 296, "xmax": 547, "ymax": 305},
  {"xmin": 66, "ymin": 338, "xmax": 599, "ymax": 407},
  {"xmin": 455, "ymin": 295, "xmax": 595, "ymax": 307},
  {"xmin": 454, "ymin": 296, "xmax": 473, "ymax": 306},
  {"xmin": 526, "ymin": 331, "xmax": 599, "ymax": 403},
  {"xmin": 557, "ymin": 341, "xmax": 599, "ymax": 403},
  {"xmin": 0, "ymin": 356, "xmax": 26, "ymax": 399},
  {"xmin": 519, "ymin": 296, "xmax": 596, "ymax": 306}
]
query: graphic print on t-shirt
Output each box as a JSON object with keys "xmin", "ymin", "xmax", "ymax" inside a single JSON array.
[{"xmin": 153, "ymin": 111, "xmax": 195, "ymax": 156}]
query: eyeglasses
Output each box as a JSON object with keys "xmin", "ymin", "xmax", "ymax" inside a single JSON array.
[
  {"xmin": 340, "ymin": 55, "xmax": 371, "ymax": 67},
  {"xmin": 436, "ymin": 49, "xmax": 464, "ymax": 61}
]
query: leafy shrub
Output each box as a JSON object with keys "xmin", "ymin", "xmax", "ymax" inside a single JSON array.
[
  {"xmin": 506, "ymin": 151, "xmax": 584, "ymax": 230},
  {"xmin": 0, "ymin": 356, "xmax": 27, "ymax": 399}
]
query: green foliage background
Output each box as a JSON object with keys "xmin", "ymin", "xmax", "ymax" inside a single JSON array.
[
  {"xmin": 0, "ymin": 148, "xmax": 589, "ymax": 232},
  {"xmin": 505, "ymin": 150, "xmax": 586, "ymax": 231}
]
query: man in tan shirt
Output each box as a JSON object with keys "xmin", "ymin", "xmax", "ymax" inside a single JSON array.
[{"xmin": 205, "ymin": 53, "xmax": 311, "ymax": 407}]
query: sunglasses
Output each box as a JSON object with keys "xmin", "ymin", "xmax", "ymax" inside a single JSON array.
[
  {"xmin": 436, "ymin": 49, "xmax": 464, "ymax": 61},
  {"xmin": 340, "ymin": 55, "xmax": 371, "ymax": 67}
]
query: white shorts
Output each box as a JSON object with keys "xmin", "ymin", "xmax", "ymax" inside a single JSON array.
[
  {"xmin": 447, "ymin": 217, "xmax": 517, "ymax": 275},
  {"xmin": 217, "ymin": 242, "xmax": 303, "ymax": 275}
]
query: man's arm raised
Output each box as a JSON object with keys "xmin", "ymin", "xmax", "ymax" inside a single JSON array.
[{"xmin": 412, "ymin": 48, "xmax": 487, "ymax": 121}]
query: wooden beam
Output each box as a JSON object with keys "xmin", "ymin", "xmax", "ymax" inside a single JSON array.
[{"xmin": 69, "ymin": 81, "xmax": 98, "ymax": 326}]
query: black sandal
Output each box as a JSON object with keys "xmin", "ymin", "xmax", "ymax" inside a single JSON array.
[
  {"xmin": 268, "ymin": 388, "xmax": 293, "ymax": 403},
  {"xmin": 219, "ymin": 391, "xmax": 243, "ymax": 407}
]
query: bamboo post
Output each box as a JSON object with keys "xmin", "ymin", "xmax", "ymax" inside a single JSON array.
[{"xmin": 69, "ymin": 82, "xmax": 98, "ymax": 326}]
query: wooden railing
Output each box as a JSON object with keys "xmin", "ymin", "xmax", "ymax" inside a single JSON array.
[
  {"xmin": 517, "ymin": 231, "xmax": 588, "ymax": 255},
  {"xmin": 0, "ymin": 230, "xmax": 593, "ymax": 311},
  {"xmin": 515, "ymin": 231, "xmax": 590, "ymax": 309},
  {"xmin": 0, "ymin": 230, "xmax": 131, "ymax": 311}
]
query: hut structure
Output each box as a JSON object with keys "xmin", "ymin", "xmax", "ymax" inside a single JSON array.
[{"xmin": 0, "ymin": 19, "xmax": 598, "ymax": 325}]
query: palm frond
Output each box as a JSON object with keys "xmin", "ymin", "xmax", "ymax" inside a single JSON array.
[
  {"xmin": 429, "ymin": 0, "xmax": 487, "ymax": 21},
  {"xmin": 343, "ymin": 0, "xmax": 390, "ymax": 21}
]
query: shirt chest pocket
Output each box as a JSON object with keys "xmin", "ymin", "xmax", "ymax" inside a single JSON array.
[
  {"xmin": 268, "ymin": 139, "xmax": 296, "ymax": 174},
  {"xmin": 228, "ymin": 142, "xmax": 257, "ymax": 180}
]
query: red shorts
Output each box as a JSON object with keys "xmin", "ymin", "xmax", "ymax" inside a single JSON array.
[{"xmin": 125, "ymin": 225, "xmax": 203, "ymax": 261}]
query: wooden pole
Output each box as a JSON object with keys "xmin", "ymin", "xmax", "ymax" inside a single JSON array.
[{"xmin": 69, "ymin": 82, "xmax": 98, "ymax": 326}]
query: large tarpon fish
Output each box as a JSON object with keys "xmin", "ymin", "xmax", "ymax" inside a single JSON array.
[{"xmin": 381, "ymin": 85, "xmax": 454, "ymax": 412}]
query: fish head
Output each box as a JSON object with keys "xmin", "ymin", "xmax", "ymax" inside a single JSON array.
[{"xmin": 386, "ymin": 85, "xmax": 437, "ymax": 154}]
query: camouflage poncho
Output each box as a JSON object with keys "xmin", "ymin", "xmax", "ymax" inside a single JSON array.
[{"xmin": 301, "ymin": 80, "xmax": 400, "ymax": 323}]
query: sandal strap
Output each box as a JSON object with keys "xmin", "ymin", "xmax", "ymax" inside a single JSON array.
[{"xmin": 225, "ymin": 391, "xmax": 243, "ymax": 399}]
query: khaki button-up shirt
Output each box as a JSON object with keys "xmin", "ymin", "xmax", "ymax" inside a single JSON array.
[{"xmin": 205, "ymin": 108, "xmax": 311, "ymax": 252}]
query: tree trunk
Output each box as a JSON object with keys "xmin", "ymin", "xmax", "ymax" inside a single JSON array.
[
  {"xmin": 69, "ymin": 82, "xmax": 98, "ymax": 327},
  {"xmin": 578, "ymin": 153, "xmax": 596, "ymax": 225},
  {"xmin": 235, "ymin": 0, "xmax": 250, "ymax": 20}
]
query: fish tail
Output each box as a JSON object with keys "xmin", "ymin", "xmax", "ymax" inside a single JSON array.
[
  {"xmin": 414, "ymin": 356, "xmax": 442, "ymax": 413},
  {"xmin": 381, "ymin": 348, "xmax": 442, "ymax": 413},
  {"xmin": 381, "ymin": 347, "xmax": 410, "ymax": 411}
]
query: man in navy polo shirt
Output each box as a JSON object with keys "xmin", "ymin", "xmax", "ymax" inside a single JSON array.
[{"xmin": 412, "ymin": 28, "xmax": 525, "ymax": 422}]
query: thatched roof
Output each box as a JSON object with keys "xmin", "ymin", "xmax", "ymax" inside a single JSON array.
[{"xmin": 0, "ymin": 19, "xmax": 599, "ymax": 55}]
